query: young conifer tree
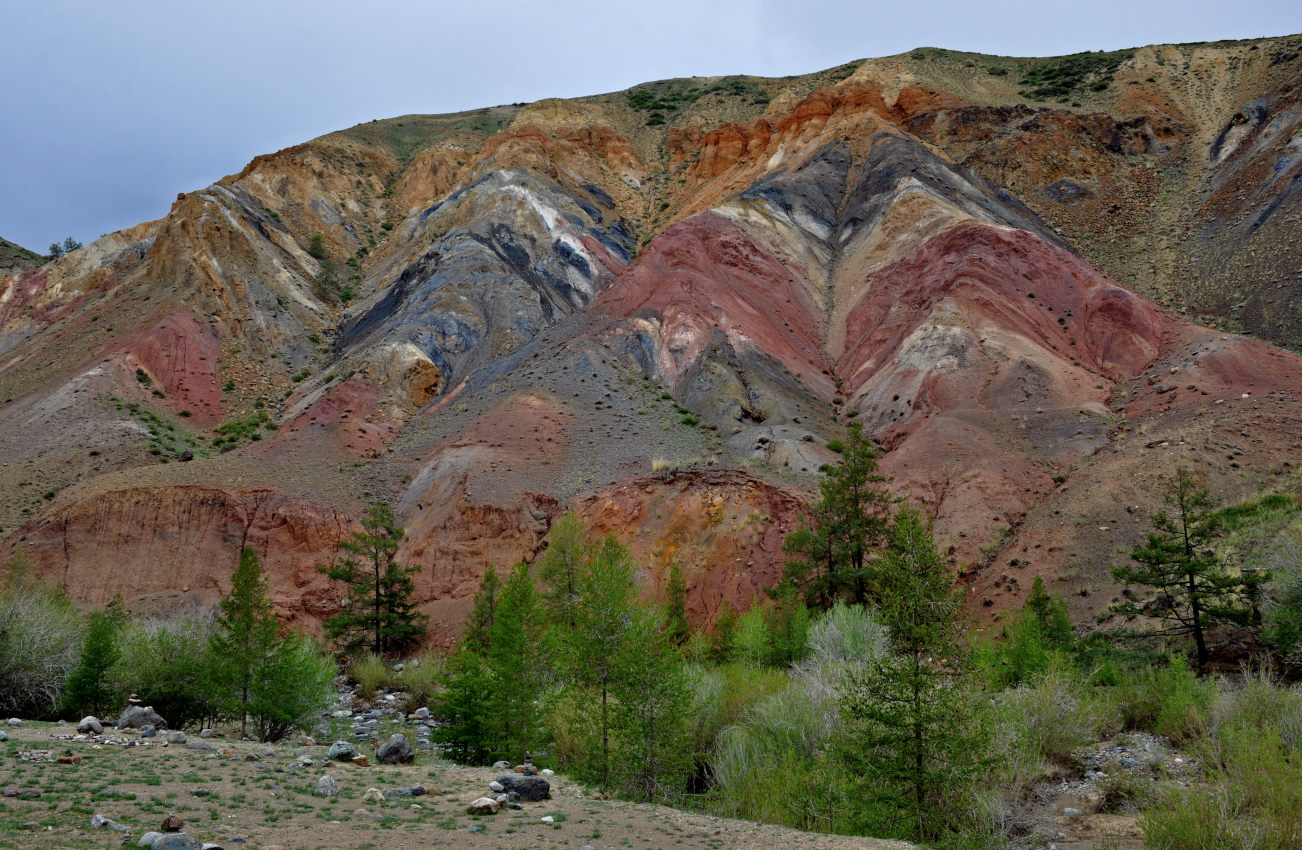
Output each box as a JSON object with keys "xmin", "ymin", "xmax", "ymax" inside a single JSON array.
[
  {"xmin": 841, "ymin": 509, "xmax": 979, "ymax": 841},
  {"xmin": 211, "ymin": 547, "xmax": 281, "ymax": 739},
  {"xmin": 320, "ymin": 501, "xmax": 428, "ymax": 656},
  {"xmin": 1112, "ymin": 468, "xmax": 1268, "ymax": 669}
]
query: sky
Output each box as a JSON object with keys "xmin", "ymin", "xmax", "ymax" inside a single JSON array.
[{"xmin": 1, "ymin": 0, "xmax": 1299, "ymax": 252}]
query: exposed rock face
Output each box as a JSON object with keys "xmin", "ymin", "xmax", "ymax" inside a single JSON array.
[{"xmin": 3, "ymin": 37, "xmax": 1302, "ymax": 636}]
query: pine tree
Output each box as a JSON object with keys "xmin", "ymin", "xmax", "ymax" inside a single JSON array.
[
  {"xmin": 63, "ymin": 601, "xmax": 124, "ymax": 717},
  {"xmin": 1112, "ymin": 468, "xmax": 1268, "ymax": 669},
  {"xmin": 211, "ymin": 548, "xmax": 281, "ymax": 739},
  {"xmin": 461, "ymin": 565, "xmax": 501, "ymax": 654},
  {"xmin": 840, "ymin": 509, "xmax": 979, "ymax": 841},
  {"xmin": 783, "ymin": 421, "xmax": 892, "ymax": 608},
  {"xmin": 320, "ymin": 502, "xmax": 428, "ymax": 656}
]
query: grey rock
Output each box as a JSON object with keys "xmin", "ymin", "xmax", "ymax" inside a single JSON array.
[
  {"xmin": 167, "ymin": 732, "xmax": 187, "ymax": 744},
  {"xmin": 375, "ymin": 733, "xmax": 414, "ymax": 764},
  {"xmin": 138, "ymin": 832, "xmax": 165, "ymax": 847},
  {"xmin": 1063, "ymin": 807, "xmax": 1083, "ymax": 817},
  {"xmin": 492, "ymin": 760, "xmax": 510, "ymax": 769},
  {"xmin": 314, "ymin": 775, "xmax": 339, "ymax": 797},
  {"xmin": 140, "ymin": 725, "xmax": 157, "ymax": 738},
  {"xmin": 199, "ymin": 728, "xmax": 214, "ymax": 738},
  {"xmin": 466, "ymin": 796, "xmax": 498, "ymax": 815},
  {"xmin": 4, "ymin": 788, "xmax": 42, "ymax": 799},
  {"xmin": 0, "ymin": 730, "xmax": 7, "ymax": 742},
  {"xmin": 91, "ymin": 813, "xmax": 130, "ymax": 831},
  {"xmin": 413, "ymin": 707, "xmax": 430, "ymax": 719},
  {"xmin": 488, "ymin": 780, "xmax": 505, "ymax": 793},
  {"xmin": 78, "ymin": 716, "xmax": 103, "ymax": 735},
  {"xmin": 200, "ymin": 844, "xmax": 225, "ymax": 850},
  {"xmin": 493, "ymin": 773, "xmax": 550, "ymax": 801},
  {"xmin": 386, "ymin": 785, "xmax": 426, "ymax": 798},
  {"xmin": 151, "ymin": 834, "xmax": 202, "ymax": 850},
  {"xmin": 6, "ymin": 718, "xmax": 20, "ymax": 726},
  {"xmin": 118, "ymin": 706, "xmax": 167, "ymax": 730},
  {"xmin": 188, "ymin": 788, "xmax": 211, "ymax": 797},
  {"xmin": 184, "ymin": 741, "xmax": 211, "ymax": 751},
  {"xmin": 327, "ymin": 740, "xmax": 359, "ymax": 761}
]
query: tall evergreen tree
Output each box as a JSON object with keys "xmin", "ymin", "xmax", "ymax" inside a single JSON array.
[
  {"xmin": 664, "ymin": 563, "xmax": 690, "ymax": 647},
  {"xmin": 784, "ymin": 421, "xmax": 892, "ymax": 608},
  {"xmin": 211, "ymin": 548, "xmax": 280, "ymax": 738},
  {"xmin": 1112, "ymin": 468, "xmax": 1268, "ymax": 669},
  {"xmin": 320, "ymin": 502, "xmax": 428, "ymax": 656},
  {"xmin": 487, "ymin": 562, "xmax": 550, "ymax": 760},
  {"xmin": 609, "ymin": 608, "xmax": 694, "ymax": 802},
  {"xmin": 460, "ymin": 564, "xmax": 501, "ymax": 654},
  {"xmin": 537, "ymin": 511, "xmax": 590, "ymax": 630},
  {"xmin": 63, "ymin": 601, "xmax": 124, "ymax": 717},
  {"xmin": 563, "ymin": 535, "xmax": 640, "ymax": 788},
  {"xmin": 840, "ymin": 509, "xmax": 979, "ymax": 841}
]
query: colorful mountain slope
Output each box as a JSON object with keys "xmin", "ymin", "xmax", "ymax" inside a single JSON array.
[{"xmin": 2, "ymin": 36, "xmax": 1301, "ymax": 642}]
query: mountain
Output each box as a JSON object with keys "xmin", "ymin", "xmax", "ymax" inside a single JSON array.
[
  {"xmin": 0, "ymin": 236, "xmax": 43, "ymax": 275},
  {"xmin": 2, "ymin": 35, "xmax": 1301, "ymax": 644}
]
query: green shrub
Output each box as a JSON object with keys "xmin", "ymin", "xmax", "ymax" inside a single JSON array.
[
  {"xmin": 993, "ymin": 658, "xmax": 1119, "ymax": 768},
  {"xmin": 348, "ymin": 653, "xmax": 393, "ymax": 700},
  {"xmin": 0, "ymin": 555, "xmax": 82, "ymax": 716},
  {"xmin": 111, "ymin": 603, "xmax": 221, "ymax": 729},
  {"xmin": 1118, "ymin": 655, "xmax": 1212, "ymax": 743},
  {"xmin": 396, "ymin": 651, "xmax": 444, "ymax": 713}
]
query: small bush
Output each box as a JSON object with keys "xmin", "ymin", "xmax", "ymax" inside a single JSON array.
[
  {"xmin": 0, "ymin": 555, "xmax": 82, "ymax": 716},
  {"xmin": 1118, "ymin": 655, "xmax": 1212, "ymax": 743},
  {"xmin": 348, "ymin": 653, "xmax": 393, "ymax": 700}
]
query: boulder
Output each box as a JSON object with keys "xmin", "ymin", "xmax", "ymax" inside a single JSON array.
[
  {"xmin": 386, "ymin": 785, "xmax": 426, "ymax": 798},
  {"xmin": 77, "ymin": 716, "xmax": 103, "ymax": 735},
  {"xmin": 466, "ymin": 796, "xmax": 499, "ymax": 815},
  {"xmin": 151, "ymin": 835, "xmax": 203, "ymax": 850},
  {"xmin": 362, "ymin": 788, "xmax": 385, "ymax": 803},
  {"xmin": 493, "ymin": 773, "xmax": 550, "ymax": 801},
  {"xmin": 376, "ymin": 733, "xmax": 414, "ymax": 764},
  {"xmin": 118, "ymin": 705, "xmax": 167, "ymax": 730},
  {"xmin": 328, "ymin": 740, "xmax": 359, "ymax": 761},
  {"xmin": 314, "ymin": 775, "xmax": 339, "ymax": 797},
  {"xmin": 6, "ymin": 718, "xmax": 21, "ymax": 726},
  {"xmin": 167, "ymin": 732, "xmax": 187, "ymax": 744},
  {"xmin": 140, "ymin": 724, "xmax": 157, "ymax": 738},
  {"xmin": 90, "ymin": 813, "xmax": 129, "ymax": 831},
  {"xmin": 0, "ymin": 730, "xmax": 7, "ymax": 742},
  {"xmin": 161, "ymin": 813, "xmax": 184, "ymax": 832},
  {"xmin": 492, "ymin": 760, "xmax": 510, "ymax": 769},
  {"xmin": 137, "ymin": 832, "xmax": 164, "ymax": 847}
]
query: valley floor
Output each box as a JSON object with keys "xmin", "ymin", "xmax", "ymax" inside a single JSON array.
[{"xmin": 0, "ymin": 722, "xmax": 911, "ymax": 850}]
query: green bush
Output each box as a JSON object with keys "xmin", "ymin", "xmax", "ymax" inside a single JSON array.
[
  {"xmin": 348, "ymin": 653, "xmax": 393, "ymax": 700},
  {"xmin": 0, "ymin": 555, "xmax": 82, "ymax": 717},
  {"xmin": 1117, "ymin": 655, "xmax": 1212, "ymax": 743},
  {"xmin": 111, "ymin": 604, "xmax": 221, "ymax": 729}
]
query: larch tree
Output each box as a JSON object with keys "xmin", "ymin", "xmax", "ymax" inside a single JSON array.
[{"xmin": 211, "ymin": 547, "xmax": 280, "ymax": 739}]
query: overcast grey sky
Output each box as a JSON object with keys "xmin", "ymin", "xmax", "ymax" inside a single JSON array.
[{"xmin": 1, "ymin": 0, "xmax": 1298, "ymax": 252}]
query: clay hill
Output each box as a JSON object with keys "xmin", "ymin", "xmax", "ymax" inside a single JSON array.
[
  {"xmin": 0, "ymin": 237, "xmax": 43, "ymax": 276},
  {"xmin": 2, "ymin": 36, "xmax": 1301, "ymax": 644}
]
